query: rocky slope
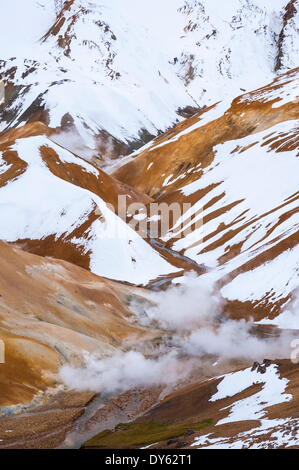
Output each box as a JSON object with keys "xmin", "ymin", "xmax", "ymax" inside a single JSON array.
[
  {"xmin": 0, "ymin": 1, "xmax": 298, "ymax": 450},
  {"xmin": 0, "ymin": 241, "xmax": 158, "ymax": 407},
  {"xmin": 84, "ymin": 360, "xmax": 299, "ymax": 449},
  {"xmin": 115, "ymin": 68, "xmax": 299, "ymax": 319},
  {"xmin": 0, "ymin": 240, "xmax": 172, "ymax": 448},
  {"xmin": 0, "ymin": 0, "xmax": 298, "ymax": 161}
]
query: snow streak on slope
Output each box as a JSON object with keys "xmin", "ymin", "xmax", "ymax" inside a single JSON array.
[
  {"xmin": 114, "ymin": 70, "xmax": 299, "ymax": 317},
  {"xmin": 168, "ymin": 120, "xmax": 299, "ymax": 313},
  {"xmin": 0, "ymin": 1, "xmax": 56, "ymax": 58},
  {"xmin": 0, "ymin": 0, "xmax": 298, "ymax": 155},
  {"xmin": 209, "ymin": 365, "xmax": 291, "ymax": 423},
  {"xmin": 0, "ymin": 132, "xmax": 179, "ymax": 284},
  {"xmin": 172, "ymin": 121, "xmax": 299, "ymax": 258},
  {"xmin": 191, "ymin": 364, "xmax": 299, "ymax": 449}
]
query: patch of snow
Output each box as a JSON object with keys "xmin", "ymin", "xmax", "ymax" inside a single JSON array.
[
  {"xmin": 0, "ymin": 135, "xmax": 180, "ymax": 285},
  {"xmin": 0, "ymin": 0, "xmax": 296, "ymax": 148},
  {"xmin": 210, "ymin": 365, "xmax": 291, "ymax": 426},
  {"xmin": 258, "ymin": 293, "xmax": 299, "ymax": 329},
  {"xmin": 221, "ymin": 245, "xmax": 299, "ymax": 305},
  {"xmin": 192, "ymin": 364, "xmax": 296, "ymax": 449},
  {"xmin": 161, "ymin": 119, "xmax": 299, "ymax": 304}
]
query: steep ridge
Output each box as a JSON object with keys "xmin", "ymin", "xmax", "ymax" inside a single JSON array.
[
  {"xmin": 0, "ymin": 122, "xmax": 186, "ymax": 285},
  {"xmin": 275, "ymin": 0, "xmax": 299, "ymax": 71},
  {"xmin": 114, "ymin": 68, "xmax": 299, "ymax": 318},
  {"xmin": 0, "ymin": 0, "xmax": 298, "ymax": 160}
]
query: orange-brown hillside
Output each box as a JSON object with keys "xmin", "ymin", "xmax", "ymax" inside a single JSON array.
[
  {"xmin": 114, "ymin": 68, "xmax": 299, "ymax": 320},
  {"xmin": 0, "ymin": 241, "xmax": 157, "ymax": 407}
]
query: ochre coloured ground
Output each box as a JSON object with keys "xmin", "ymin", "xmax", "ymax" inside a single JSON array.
[{"xmin": 0, "ymin": 68, "xmax": 298, "ymax": 448}]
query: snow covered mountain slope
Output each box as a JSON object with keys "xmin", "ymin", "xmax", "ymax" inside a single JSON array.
[
  {"xmin": 0, "ymin": 1, "xmax": 298, "ymax": 451},
  {"xmin": 114, "ymin": 68, "xmax": 299, "ymax": 318},
  {"xmin": 0, "ymin": 0, "xmax": 298, "ymax": 161},
  {"xmin": 0, "ymin": 122, "xmax": 183, "ymax": 285}
]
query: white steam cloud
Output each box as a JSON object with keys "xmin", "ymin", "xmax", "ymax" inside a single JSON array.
[
  {"xmin": 60, "ymin": 350, "xmax": 193, "ymax": 395},
  {"xmin": 50, "ymin": 129, "xmax": 97, "ymax": 161},
  {"xmin": 180, "ymin": 319, "xmax": 292, "ymax": 360},
  {"xmin": 60, "ymin": 273, "xmax": 295, "ymax": 394},
  {"xmin": 140, "ymin": 273, "xmax": 222, "ymax": 331}
]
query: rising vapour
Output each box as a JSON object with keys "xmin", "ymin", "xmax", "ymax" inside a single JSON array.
[
  {"xmin": 50, "ymin": 129, "xmax": 97, "ymax": 161},
  {"xmin": 60, "ymin": 349, "xmax": 194, "ymax": 394},
  {"xmin": 60, "ymin": 272, "xmax": 295, "ymax": 394}
]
